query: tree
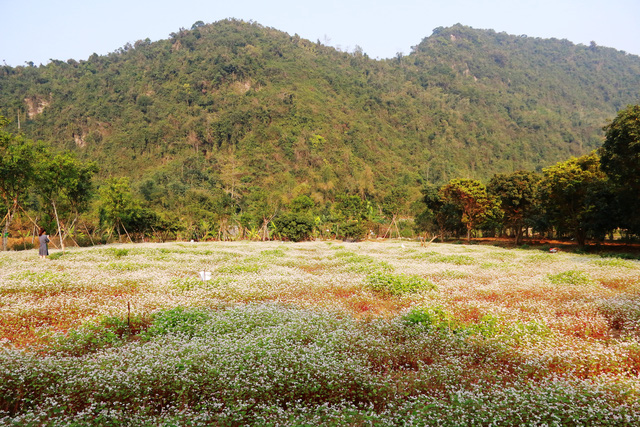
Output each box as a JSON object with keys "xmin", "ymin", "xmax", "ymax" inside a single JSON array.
[
  {"xmin": 98, "ymin": 177, "xmax": 140, "ymax": 242},
  {"xmin": 334, "ymin": 194, "xmax": 368, "ymax": 240},
  {"xmin": 0, "ymin": 117, "xmax": 36, "ymax": 251},
  {"xmin": 538, "ymin": 152, "xmax": 612, "ymax": 246},
  {"xmin": 488, "ymin": 171, "xmax": 540, "ymax": 245},
  {"xmin": 414, "ymin": 184, "xmax": 464, "ymax": 241},
  {"xmin": 273, "ymin": 212, "xmax": 314, "ymax": 242},
  {"xmin": 35, "ymin": 152, "xmax": 98, "ymax": 252},
  {"xmin": 600, "ymin": 105, "xmax": 640, "ymax": 235},
  {"xmin": 381, "ymin": 188, "xmax": 408, "ymax": 239},
  {"xmin": 439, "ymin": 179, "xmax": 499, "ymax": 242}
]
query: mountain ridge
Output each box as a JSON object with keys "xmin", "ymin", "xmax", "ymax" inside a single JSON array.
[{"xmin": 1, "ymin": 19, "xmax": 639, "ymax": 209}]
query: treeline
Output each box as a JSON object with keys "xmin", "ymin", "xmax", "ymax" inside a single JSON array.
[
  {"xmin": 417, "ymin": 105, "xmax": 640, "ymax": 246},
  {"xmin": 1, "ymin": 105, "xmax": 639, "ymax": 249}
]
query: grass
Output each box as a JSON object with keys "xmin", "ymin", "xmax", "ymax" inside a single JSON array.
[{"xmin": 0, "ymin": 240, "xmax": 639, "ymax": 425}]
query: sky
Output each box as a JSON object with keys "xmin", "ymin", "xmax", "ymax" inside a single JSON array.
[{"xmin": 1, "ymin": 0, "xmax": 639, "ymax": 67}]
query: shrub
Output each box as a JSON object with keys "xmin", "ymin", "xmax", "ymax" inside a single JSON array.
[
  {"xmin": 337, "ymin": 220, "xmax": 367, "ymax": 241},
  {"xmin": 273, "ymin": 212, "xmax": 315, "ymax": 242}
]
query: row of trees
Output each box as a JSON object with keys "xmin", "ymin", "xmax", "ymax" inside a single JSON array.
[{"xmin": 416, "ymin": 105, "xmax": 640, "ymax": 246}]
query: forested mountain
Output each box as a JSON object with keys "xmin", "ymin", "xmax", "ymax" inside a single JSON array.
[{"xmin": 1, "ymin": 20, "xmax": 639, "ymax": 213}]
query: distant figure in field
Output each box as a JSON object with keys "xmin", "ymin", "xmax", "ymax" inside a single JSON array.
[{"xmin": 38, "ymin": 228, "xmax": 49, "ymax": 259}]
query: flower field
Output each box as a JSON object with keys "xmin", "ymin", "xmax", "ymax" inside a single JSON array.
[{"xmin": 1, "ymin": 240, "xmax": 639, "ymax": 425}]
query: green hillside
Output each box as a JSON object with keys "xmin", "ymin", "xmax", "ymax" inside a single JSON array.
[{"xmin": 1, "ymin": 19, "xmax": 639, "ymax": 210}]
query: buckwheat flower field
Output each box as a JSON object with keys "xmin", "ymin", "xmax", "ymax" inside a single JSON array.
[{"xmin": 1, "ymin": 240, "xmax": 639, "ymax": 425}]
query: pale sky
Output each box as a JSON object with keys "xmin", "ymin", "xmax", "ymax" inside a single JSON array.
[{"xmin": 1, "ymin": 0, "xmax": 639, "ymax": 67}]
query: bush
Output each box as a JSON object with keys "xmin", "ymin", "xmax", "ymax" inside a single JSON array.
[
  {"xmin": 273, "ymin": 212, "xmax": 315, "ymax": 242},
  {"xmin": 338, "ymin": 220, "xmax": 367, "ymax": 241}
]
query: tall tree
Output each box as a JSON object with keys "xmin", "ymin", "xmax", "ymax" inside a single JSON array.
[
  {"xmin": 488, "ymin": 171, "xmax": 540, "ymax": 245},
  {"xmin": 599, "ymin": 105, "xmax": 640, "ymax": 235},
  {"xmin": 35, "ymin": 152, "xmax": 98, "ymax": 252},
  {"xmin": 440, "ymin": 179, "xmax": 500, "ymax": 242},
  {"xmin": 538, "ymin": 152, "xmax": 611, "ymax": 245},
  {"xmin": 0, "ymin": 117, "xmax": 36, "ymax": 251},
  {"xmin": 98, "ymin": 177, "xmax": 140, "ymax": 242},
  {"xmin": 415, "ymin": 183, "xmax": 464, "ymax": 241}
]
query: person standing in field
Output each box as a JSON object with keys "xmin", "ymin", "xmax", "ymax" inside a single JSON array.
[{"xmin": 38, "ymin": 228, "xmax": 49, "ymax": 259}]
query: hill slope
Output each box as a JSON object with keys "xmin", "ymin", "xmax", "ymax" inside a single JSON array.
[{"xmin": 1, "ymin": 20, "xmax": 639, "ymax": 208}]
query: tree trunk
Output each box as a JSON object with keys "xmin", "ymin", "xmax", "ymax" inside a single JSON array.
[{"xmin": 515, "ymin": 227, "xmax": 523, "ymax": 246}]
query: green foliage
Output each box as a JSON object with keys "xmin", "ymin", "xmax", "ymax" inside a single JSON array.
[
  {"xmin": 3, "ymin": 21, "xmax": 638, "ymax": 204},
  {"xmin": 538, "ymin": 152, "xmax": 613, "ymax": 245},
  {"xmin": 273, "ymin": 212, "xmax": 315, "ymax": 242},
  {"xmin": 601, "ymin": 105, "xmax": 640, "ymax": 190},
  {"xmin": 428, "ymin": 254, "xmax": 476, "ymax": 265},
  {"xmin": 488, "ymin": 170, "xmax": 540, "ymax": 244},
  {"xmin": 107, "ymin": 247, "xmax": 129, "ymax": 257},
  {"xmin": 0, "ymin": 119, "xmax": 38, "ymax": 250},
  {"xmin": 440, "ymin": 179, "xmax": 501, "ymax": 241},
  {"xmin": 142, "ymin": 307, "xmax": 211, "ymax": 339},
  {"xmin": 365, "ymin": 271, "xmax": 435, "ymax": 295},
  {"xmin": 333, "ymin": 250, "xmax": 392, "ymax": 273},
  {"xmin": 600, "ymin": 105, "xmax": 640, "ymax": 234},
  {"xmin": 43, "ymin": 315, "xmax": 148, "ymax": 356},
  {"xmin": 403, "ymin": 306, "xmax": 457, "ymax": 331},
  {"xmin": 546, "ymin": 270, "xmax": 595, "ymax": 286},
  {"xmin": 47, "ymin": 251, "xmax": 65, "ymax": 260},
  {"xmin": 338, "ymin": 220, "xmax": 367, "ymax": 241}
]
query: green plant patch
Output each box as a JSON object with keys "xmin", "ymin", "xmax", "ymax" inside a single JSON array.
[
  {"xmin": 41, "ymin": 314, "xmax": 149, "ymax": 356},
  {"xmin": 141, "ymin": 306, "xmax": 212, "ymax": 338},
  {"xmin": 1, "ymin": 271, "xmax": 75, "ymax": 295},
  {"xmin": 403, "ymin": 306, "xmax": 458, "ymax": 331},
  {"xmin": 47, "ymin": 251, "xmax": 66, "ymax": 260},
  {"xmin": 431, "ymin": 270, "xmax": 470, "ymax": 280},
  {"xmin": 410, "ymin": 251, "xmax": 438, "ymax": 260},
  {"xmin": 365, "ymin": 271, "xmax": 435, "ymax": 295},
  {"xmin": 260, "ymin": 248, "xmax": 288, "ymax": 258},
  {"xmin": 599, "ymin": 252, "xmax": 640, "ymax": 260},
  {"xmin": 171, "ymin": 276, "xmax": 235, "ymax": 291},
  {"xmin": 332, "ymin": 250, "xmax": 392, "ymax": 273},
  {"xmin": 592, "ymin": 258, "xmax": 637, "ymax": 268},
  {"xmin": 525, "ymin": 253, "xmax": 560, "ymax": 263},
  {"xmin": 107, "ymin": 248, "xmax": 130, "ymax": 257},
  {"xmin": 428, "ymin": 254, "xmax": 476, "ymax": 265},
  {"xmin": 546, "ymin": 270, "xmax": 595, "ymax": 286}
]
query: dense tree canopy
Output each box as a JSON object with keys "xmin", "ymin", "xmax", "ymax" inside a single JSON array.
[
  {"xmin": 538, "ymin": 153, "xmax": 611, "ymax": 246},
  {"xmin": 600, "ymin": 105, "xmax": 640, "ymax": 234},
  {"xmin": 488, "ymin": 171, "xmax": 540, "ymax": 245}
]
